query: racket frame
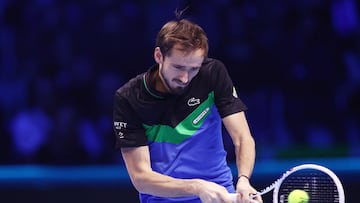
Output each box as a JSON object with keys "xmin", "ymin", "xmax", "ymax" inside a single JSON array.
[
  {"xmin": 230, "ymin": 163, "xmax": 345, "ymax": 203},
  {"xmin": 271, "ymin": 164, "xmax": 345, "ymax": 203}
]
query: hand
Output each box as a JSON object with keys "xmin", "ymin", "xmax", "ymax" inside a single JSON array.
[
  {"xmin": 229, "ymin": 193, "xmax": 261, "ymax": 203},
  {"xmin": 195, "ymin": 179, "xmax": 234, "ymax": 203},
  {"xmin": 235, "ymin": 177, "xmax": 263, "ymax": 203}
]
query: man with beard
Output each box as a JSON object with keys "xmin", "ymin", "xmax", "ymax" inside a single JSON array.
[{"xmin": 113, "ymin": 18, "xmax": 262, "ymax": 203}]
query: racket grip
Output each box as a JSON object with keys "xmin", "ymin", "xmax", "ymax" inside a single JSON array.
[
  {"xmin": 228, "ymin": 193, "xmax": 260, "ymax": 203},
  {"xmin": 228, "ymin": 193, "xmax": 237, "ymax": 202}
]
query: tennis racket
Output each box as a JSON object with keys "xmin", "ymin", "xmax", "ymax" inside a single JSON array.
[{"xmin": 229, "ymin": 163, "xmax": 345, "ymax": 203}]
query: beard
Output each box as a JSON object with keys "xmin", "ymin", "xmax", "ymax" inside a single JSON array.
[
  {"xmin": 171, "ymin": 85, "xmax": 186, "ymax": 95},
  {"xmin": 159, "ymin": 68, "xmax": 187, "ymax": 95}
]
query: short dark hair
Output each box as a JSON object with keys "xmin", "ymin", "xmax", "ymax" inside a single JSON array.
[{"xmin": 155, "ymin": 19, "xmax": 208, "ymax": 57}]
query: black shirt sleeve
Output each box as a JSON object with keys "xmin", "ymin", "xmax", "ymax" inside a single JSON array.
[
  {"xmin": 113, "ymin": 91, "xmax": 148, "ymax": 149},
  {"xmin": 210, "ymin": 59, "xmax": 247, "ymax": 118}
]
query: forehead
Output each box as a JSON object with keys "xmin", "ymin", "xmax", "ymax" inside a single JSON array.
[{"xmin": 165, "ymin": 46, "xmax": 205, "ymax": 67}]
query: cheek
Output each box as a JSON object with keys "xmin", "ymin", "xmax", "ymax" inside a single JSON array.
[
  {"xmin": 188, "ymin": 70, "xmax": 199, "ymax": 80},
  {"xmin": 160, "ymin": 63, "xmax": 170, "ymax": 76},
  {"xmin": 161, "ymin": 65, "xmax": 176, "ymax": 80}
]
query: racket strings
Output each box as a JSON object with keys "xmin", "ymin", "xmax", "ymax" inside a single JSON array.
[{"xmin": 278, "ymin": 170, "xmax": 340, "ymax": 203}]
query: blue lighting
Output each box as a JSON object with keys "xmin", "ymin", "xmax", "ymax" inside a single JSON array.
[{"xmin": 0, "ymin": 158, "xmax": 358, "ymax": 187}]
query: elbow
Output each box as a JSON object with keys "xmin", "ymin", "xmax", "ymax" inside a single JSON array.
[
  {"xmin": 131, "ymin": 175, "xmax": 147, "ymax": 193},
  {"xmin": 131, "ymin": 176, "xmax": 144, "ymax": 193},
  {"xmin": 234, "ymin": 134, "xmax": 255, "ymax": 148},
  {"xmin": 245, "ymin": 136, "xmax": 256, "ymax": 149}
]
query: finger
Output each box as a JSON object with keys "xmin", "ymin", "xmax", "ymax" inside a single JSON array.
[{"xmin": 251, "ymin": 195, "xmax": 263, "ymax": 203}]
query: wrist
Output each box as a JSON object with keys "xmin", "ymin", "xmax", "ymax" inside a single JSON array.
[
  {"xmin": 238, "ymin": 174, "xmax": 250, "ymax": 180},
  {"xmin": 190, "ymin": 178, "xmax": 204, "ymax": 196}
]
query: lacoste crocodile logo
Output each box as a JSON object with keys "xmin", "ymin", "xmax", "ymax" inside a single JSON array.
[{"xmin": 187, "ymin": 97, "xmax": 200, "ymax": 106}]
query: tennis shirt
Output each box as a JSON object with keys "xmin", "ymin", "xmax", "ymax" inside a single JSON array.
[{"xmin": 113, "ymin": 58, "xmax": 247, "ymax": 202}]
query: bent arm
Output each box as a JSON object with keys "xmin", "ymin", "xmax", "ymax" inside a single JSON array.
[{"xmin": 121, "ymin": 146, "xmax": 234, "ymax": 202}]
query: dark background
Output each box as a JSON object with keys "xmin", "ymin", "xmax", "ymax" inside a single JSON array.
[{"xmin": 0, "ymin": 0, "xmax": 359, "ymax": 202}]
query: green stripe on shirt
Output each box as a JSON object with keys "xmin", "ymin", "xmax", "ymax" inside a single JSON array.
[{"xmin": 143, "ymin": 92, "xmax": 215, "ymax": 144}]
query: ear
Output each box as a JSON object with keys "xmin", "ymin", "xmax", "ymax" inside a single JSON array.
[{"xmin": 154, "ymin": 47, "xmax": 163, "ymax": 64}]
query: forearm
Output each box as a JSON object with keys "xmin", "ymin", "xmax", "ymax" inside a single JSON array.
[
  {"xmin": 121, "ymin": 146, "xmax": 205, "ymax": 198},
  {"xmin": 132, "ymin": 170, "xmax": 202, "ymax": 197},
  {"xmin": 234, "ymin": 134, "xmax": 262, "ymax": 202},
  {"xmin": 222, "ymin": 112, "xmax": 256, "ymax": 178},
  {"xmin": 235, "ymin": 135, "xmax": 255, "ymax": 178}
]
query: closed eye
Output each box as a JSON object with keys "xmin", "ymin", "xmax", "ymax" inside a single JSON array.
[
  {"xmin": 173, "ymin": 65, "xmax": 186, "ymax": 70},
  {"xmin": 190, "ymin": 67, "xmax": 200, "ymax": 72},
  {"xmin": 172, "ymin": 64, "xmax": 200, "ymax": 73}
]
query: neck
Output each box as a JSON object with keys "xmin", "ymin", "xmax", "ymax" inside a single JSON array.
[{"xmin": 152, "ymin": 68, "xmax": 170, "ymax": 93}]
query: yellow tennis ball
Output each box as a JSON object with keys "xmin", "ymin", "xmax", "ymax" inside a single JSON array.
[{"xmin": 287, "ymin": 189, "xmax": 309, "ymax": 203}]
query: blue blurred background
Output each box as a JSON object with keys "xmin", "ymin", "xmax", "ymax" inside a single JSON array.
[{"xmin": 0, "ymin": 0, "xmax": 359, "ymax": 202}]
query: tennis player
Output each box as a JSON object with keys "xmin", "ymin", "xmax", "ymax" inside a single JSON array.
[{"xmin": 113, "ymin": 18, "xmax": 262, "ymax": 203}]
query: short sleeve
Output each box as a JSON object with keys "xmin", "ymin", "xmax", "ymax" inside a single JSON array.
[
  {"xmin": 113, "ymin": 91, "xmax": 148, "ymax": 149},
  {"xmin": 211, "ymin": 60, "xmax": 247, "ymax": 118}
]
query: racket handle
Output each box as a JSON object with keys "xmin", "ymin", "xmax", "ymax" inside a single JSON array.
[
  {"xmin": 228, "ymin": 193, "xmax": 237, "ymax": 202},
  {"xmin": 228, "ymin": 193, "xmax": 260, "ymax": 203}
]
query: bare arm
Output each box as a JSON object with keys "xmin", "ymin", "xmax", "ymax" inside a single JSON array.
[
  {"xmin": 223, "ymin": 111, "xmax": 262, "ymax": 202},
  {"xmin": 222, "ymin": 111, "xmax": 255, "ymax": 178},
  {"xmin": 121, "ymin": 146, "xmax": 233, "ymax": 202}
]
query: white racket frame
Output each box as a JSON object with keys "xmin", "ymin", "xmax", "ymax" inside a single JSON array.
[{"xmin": 229, "ymin": 163, "xmax": 345, "ymax": 203}]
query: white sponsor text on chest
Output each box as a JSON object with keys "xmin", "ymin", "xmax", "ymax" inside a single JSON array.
[{"xmin": 193, "ymin": 107, "xmax": 210, "ymax": 125}]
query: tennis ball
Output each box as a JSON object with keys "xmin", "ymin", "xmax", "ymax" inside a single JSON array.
[{"xmin": 287, "ymin": 189, "xmax": 309, "ymax": 203}]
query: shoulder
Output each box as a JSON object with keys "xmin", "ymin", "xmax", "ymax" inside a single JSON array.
[
  {"xmin": 202, "ymin": 58, "xmax": 226, "ymax": 69},
  {"xmin": 200, "ymin": 58, "xmax": 228, "ymax": 76},
  {"xmin": 199, "ymin": 58, "xmax": 229, "ymax": 81},
  {"xmin": 115, "ymin": 73, "xmax": 144, "ymax": 99}
]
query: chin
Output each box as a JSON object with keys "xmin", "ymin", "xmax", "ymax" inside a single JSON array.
[{"xmin": 171, "ymin": 86, "xmax": 186, "ymax": 95}]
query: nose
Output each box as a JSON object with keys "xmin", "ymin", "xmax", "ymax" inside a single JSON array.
[{"xmin": 178, "ymin": 71, "xmax": 189, "ymax": 84}]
